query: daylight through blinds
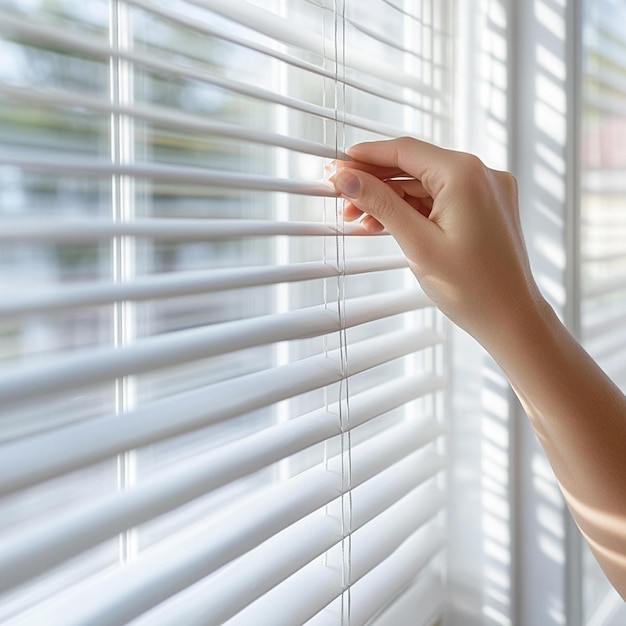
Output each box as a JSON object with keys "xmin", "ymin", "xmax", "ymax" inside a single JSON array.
[{"xmin": 0, "ymin": 1, "xmax": 452, "ymax": 623}]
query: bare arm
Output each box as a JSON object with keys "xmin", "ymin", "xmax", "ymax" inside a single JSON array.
[{"xmin": 332, "ymin": 137, "xmax": 626, "ymax": 598}]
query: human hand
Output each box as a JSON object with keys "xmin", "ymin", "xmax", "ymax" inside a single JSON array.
[
  {"xmin": 331, "ymin": 139, "xmax": 626, "ymax": 600},
  {"xmin": 332, "ymin": 137, "xmax": 544, "ymax": 346}
]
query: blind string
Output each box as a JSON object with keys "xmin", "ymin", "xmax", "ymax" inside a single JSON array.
[
  {"xmin": 322, "ymin": 0, "xmax": 330, "ymax": 415},
  {"xmin": 110, "ymin": 0, "xmax": 138, "ymax": 564},
  {"xmin": 334, "ymin": 1, "xmax": 352, "ymax": 624},
  {"xmin": 321, "ymin": 0, "xmax": 333, "ymax": 501}
]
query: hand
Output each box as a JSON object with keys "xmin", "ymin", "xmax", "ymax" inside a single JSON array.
[
  {"xmin": 333, "ymin": 137, "xmax": 543, "ymax": 347},
  {"xmin": 332, "ymin": 138, "xmax": 626, "ymax": 599}
]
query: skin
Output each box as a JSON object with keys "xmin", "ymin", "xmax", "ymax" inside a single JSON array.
[{"xmin": 332, "ymin": 137, "xmax": 626, "ymax": 599}]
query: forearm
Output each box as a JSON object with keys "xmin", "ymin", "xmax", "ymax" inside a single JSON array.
[{"xmin": 483, "ymin": 292, "xmax": 626, "ymax": 597}]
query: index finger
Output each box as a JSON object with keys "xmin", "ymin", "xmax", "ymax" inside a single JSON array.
[
  {"xmin": 336, "ymin": 160, "xmax": 405, "ymax": 181},
  {"xmin": 347, "ymin": 137, "xmax": 454, "ymax": 197}
]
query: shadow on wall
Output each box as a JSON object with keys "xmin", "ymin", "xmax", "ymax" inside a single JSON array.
[
  {"xmin": 520, "ymin": 0, "xmax": 571, "ymax": 623},
  {"xmin": 449, "ymin": 0, "xmax": 574, "ymax": 624}
]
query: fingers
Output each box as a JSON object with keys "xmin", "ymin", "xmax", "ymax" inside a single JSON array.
[
  {"xmin": 336, "ymin": 160, "xmax": 406, "ymax": 181},
  {"xmin": 341, "ymin": 201, "xmax": 365, "ymax": 222},
  {"xmin": 345, "ymin": 137, "xmax": 454, "ymax": 197},
  {"xmin": 334, "ymin": 169, "xmax": 437, "ymax": 252},
  {"xmin": 386, "ymin": 178, "xmax": 430, "ymax": 199},
  {"xmin": 340, "ymin": 177, "xmax": 432, "ymax": 225},
  {"xmin": 340, "ymin": 201, "xmax": 385, "ymax": 232}
]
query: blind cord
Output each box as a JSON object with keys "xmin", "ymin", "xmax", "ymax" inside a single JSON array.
[
  {"xmin": 333, "ymin": 1, "xmax": 352, "ymax": 624},
  {"xmin": 110, "ymin": 0, "xmax": 138, "ymax": 565}
]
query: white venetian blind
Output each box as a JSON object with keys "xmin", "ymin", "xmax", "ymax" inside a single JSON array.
[
  {"xmin": 579, "ymin": 0, "xmax": 626, "ymax": 616},
  {"xmin": 0, "ymin": 1, "xmax": 452, "ymax": 624}
]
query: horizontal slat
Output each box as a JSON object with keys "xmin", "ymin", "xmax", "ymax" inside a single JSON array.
[
  {"xmin": 0, "ymin": 256, "xmax": 408, "ymax": 318},
  {"xmin": 0, "ymin": 289, "xmax": 431, "ymax": 410},
  {"xmin": 583, "ymin": 92, "xmax": 626, "ymax": 117},
  {"xmin": 583, "ymin": 170, "xmax": 626, "ymax": 194},
  {"xmin": 226, "ymin": 493, "xmax": 445, "ymax": 625},
  {"xmin": 185, "ymin": 0, "xmax": 441, "ymax": 97},
  {"xmin": 129, "ymin": 451, "xmax": 446, "ymax": 626},
  {"xmin": 0, "ymin": 13, "xmax": 408, "ymax": 138},
  {"xmin": 144, "ymin": 514, "xmax": 340, "ymax": 626},
  {"xmin": 210, "ymin": 488, "xmax": 445, "ymax": 626},
  {"xmin": 380, "ymin": 0, "xmax": 424, "ymax": 22},
  {"xmin": 582, "ymin": 274, "xmax": 626, "ymax": 300},
  {"xmin": 345, "ymin": 14, "xmax": 432, "ymax": 59},
  {"xmin": 350, "ymin": 573, "xmax": 443, "ymax": 626},
  {"xmin": 311, "ymin": 549, "xmax": 444, "ymax": 626},
  {"xmin": 0, "ymin": 83, "xmax": 348, "ymax": 160},
  {"xmin": 0, "ymin": 326, "xmax": 442, "ymax": 495},
  {"xmin": 4, "ymin": 468, "xmax": 338, "ymax": 626},
  {"xmin": 582, "ymin": 308, "xmax": 626, "ymax": 342},
  {"xmin": 0, "ymin": 152, "xmax": 336, "ymax": 196},
  {"xmin": 582, "ymin": 250, "xmax": 626, "ymax": 263},
  {"xmin": 585, "ymin": 331, "xmax": 626, "ymax": 366},
  {"xmin": 124, "ymin": 0, "xmax": 432, "ymax": 112},
  {"xmin": 0, "ymin": 217, "xmax": 378, "ymax": 243},
  {"xmin": 5, "ymin": 419, "xmax": 444, "ymax": 625},
  {"xmin": 0, "ymin": 370, "xmax": 443, "ymax": 503}
]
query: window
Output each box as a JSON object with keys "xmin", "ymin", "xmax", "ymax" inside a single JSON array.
[
  {"xmin": 0, "ymin": 1, "xmax": 452, "ymax": 623},
  {"xmin": 5, "ymin": 1, "xmax": 626, "ymax": 625},
  {"xmin": 580, "ymin": 0, "xmax": 626, "ymax": 618}
]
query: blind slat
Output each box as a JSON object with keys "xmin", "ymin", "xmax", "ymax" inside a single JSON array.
[
  {"xmin": 0, "ymin": 13, "xmax": 411, "ymax": 137},
  {"xmin": 1, "ymin": 370, "xmax": 442, "ymax": 505},
  {"xmin": 346, "ymin": 15, "xmax": 427, "ymax": 57},
  {"xmin": 309, "ymin": 542, "xmax": 444, "ymax": 626},
  {"xmin": 129, "ymin": 451, "xmax": 445, "ymax": 626},
  {"xmin": 583, "ymin": 308, "xmax": 626, "ymax": 342},
  {"xmin": 1, "ymin": 256, "xmax": 408, "ymax": 318},
  {"xmin": 584, "ymin": 92, "xmax": 626, "ymax": 116},
  {"xmin": 0, "ymin": 83, "xmax": 348, "ymax": 160},
  {"xmin": 0, "ymin": 290, "xmax": 431, "ymax": 409},
  {"xmin": 5, "ymin": 420, "xmax": 443, "ymax": 626},
  {"xmin": 584, "ymin": 334, "xmax": 626, "ymax": 366},
  {"xmin": 582, "ymin": 275, "xmax": 626, "ymax": 299},
  {"xmin": 124, "ymin": 0, "xmax": 433, "ymax": 112},
  {"xmin": 0, "ymin": 152, "xmax": 336, "ymax": 196},
  {"xmin": 187, "ymin": 0, "xmax": 440, "ymax": 96},
  {"xmin": 0, "ymin": 328, "xmax": 442, "ymax": 495},
  {"xmin": 225, "ymin": 494, "xmax": 445, "ymax": 625},
  {"xmin": 0, "ymin": 217, "xmax": 377, "ymax": 243}
]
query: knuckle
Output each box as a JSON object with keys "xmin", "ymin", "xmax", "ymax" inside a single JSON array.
[
  {"xmin": 493, "ymin": 170, "xmax": 519, "ymax": 197},
  {"xmin": 394, "ymin": 136, "xmax": 420, "ymax": 159},
  {"xmin": 456, "ymin": 152, "xmax": 488, "ymax": 178},
  {"xmin": 453, "ymin": 154, "xmax": 519, "ymax": 200},
  {"xmin": 396, "ymin": 135, "xmax": 418, "ymax": 149},
  {"xmin": 446, "ymin": 152, "xmax": 492, "ymax": 191},
  {"xmin": 505, "ymin": 172, "xmax": 519, "ymax": 196}
]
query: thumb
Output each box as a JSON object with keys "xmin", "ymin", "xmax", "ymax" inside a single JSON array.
[{"xmin": 334, "ymin": 169, "xmax": 436, "ymax": 257}]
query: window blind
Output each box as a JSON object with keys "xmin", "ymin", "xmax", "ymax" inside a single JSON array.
[
  {"xmin": 579, "ymin": 0, "xmax": 626, "ymax": 616},
  {"xmin": 0, "ymin": 1, "xmax": 452, "ymax": 624}
]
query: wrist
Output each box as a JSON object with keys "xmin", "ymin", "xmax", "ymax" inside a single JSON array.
[{"xmin": 474, "ymin": 284, "xmax": 558, "ymax": 366}]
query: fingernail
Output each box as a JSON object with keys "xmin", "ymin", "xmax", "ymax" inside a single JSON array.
[
  {"xmin": 324, "ymin": 161, "xmax": 337, "ymax": 183},
  {"xmin": 334, "ymin": 171, "xmax": 361, "ymax": 199}
]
